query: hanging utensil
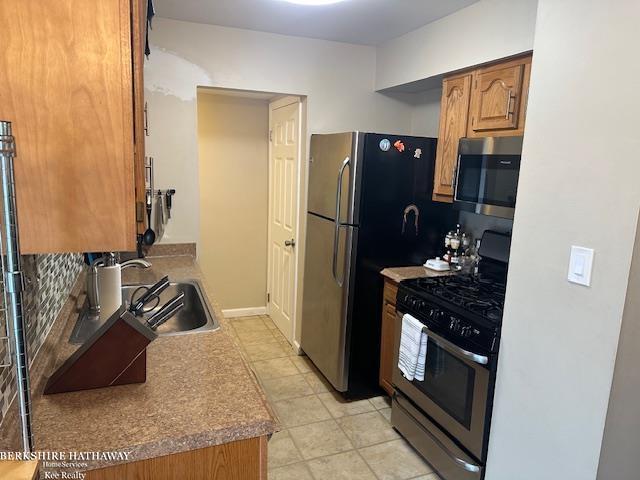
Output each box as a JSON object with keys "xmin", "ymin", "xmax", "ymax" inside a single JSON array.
[
  {"xmin": 165, "ymin": 189, "xmax": 175, "ymax": 219},
  {"xmin": 143, "ymin": 189, "xmax": 156, "ymax": 245}
]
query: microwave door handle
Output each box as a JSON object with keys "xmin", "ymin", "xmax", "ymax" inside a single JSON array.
[
  {"xmin": 420, "ymin": 323, "xmax": 489, "ymax": 366},
  {"xmin": 332, "ymin": 157, "xmax": 350, "ymax": 287},
  {"xmin": 392, "ymin": 392, "xmax": 482, "ymax": 474}
]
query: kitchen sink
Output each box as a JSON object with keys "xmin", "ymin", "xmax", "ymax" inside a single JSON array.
[{"xmin": 70, "ymin": 280, "xmax": 219, "ymax": 345}]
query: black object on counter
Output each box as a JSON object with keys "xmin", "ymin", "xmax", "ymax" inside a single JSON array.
[
  {"xmin": 146, "ymin": 291, "xmax": 185, "ymax": 330},
  {"xmin": 129, "ymin": 276, "xmax": 170, "ymax": 317}
]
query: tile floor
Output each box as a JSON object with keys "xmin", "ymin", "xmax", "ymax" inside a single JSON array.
[{"xmin": 228, "ymin": 315, "xmax": 442, "ymax": 480}]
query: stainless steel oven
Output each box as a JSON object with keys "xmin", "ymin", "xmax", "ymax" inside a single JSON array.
[
  {"xmin": 392, "ymin": 310, "xmax": 496, "ymax": 480},
  {"xmin": 454, "ymin": 136, "xmax": 522, "ymax": 219}
]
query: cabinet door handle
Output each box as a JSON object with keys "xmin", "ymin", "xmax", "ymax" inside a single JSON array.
[
  {"xmin": 505, "ymin": 90, "xmax": 513, "ymax": 119},
  {"xmin": 284, "ymin": 239, "xmax": 296, "ymax": 247}
]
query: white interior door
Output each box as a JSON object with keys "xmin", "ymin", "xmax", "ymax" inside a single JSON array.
[{"xmin": 268, "ymin": 97, "xmax": 301, "ymax": 342}]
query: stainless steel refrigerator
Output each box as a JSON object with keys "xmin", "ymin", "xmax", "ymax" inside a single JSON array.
[{"xmin": 301, "ymin": 132, "xmax": 455, "ymax": 397}]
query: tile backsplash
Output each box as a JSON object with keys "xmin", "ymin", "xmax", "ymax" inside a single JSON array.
[{"xmin": 0, "ymin": 253, "xmax": 83, "ymax": 426}]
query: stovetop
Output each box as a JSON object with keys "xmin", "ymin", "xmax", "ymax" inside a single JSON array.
[
  {"xmin": 408, "ymin": 274, "xmax": 506, "ymax": 323},
  {"xmin": 396, "ymin": 273, "xmax": 507, "ymax": 354}
]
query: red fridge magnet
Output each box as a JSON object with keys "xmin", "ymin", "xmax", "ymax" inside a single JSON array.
[{"xmin": 393, "ymin": 140, "xmax": 405, "ymax": 152}]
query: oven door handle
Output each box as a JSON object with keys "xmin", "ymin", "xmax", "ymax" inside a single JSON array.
[
  {"xmin": 421, "ymin": 324, "xmax": 489, "ymax": 366},
  {"xmin": 393, "ymin": 392, "xmax": 482, "ymax": 474}
]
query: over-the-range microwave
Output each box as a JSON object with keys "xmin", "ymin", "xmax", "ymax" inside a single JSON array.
[{"xmin": 454, "ymin": 136, "xmax": 523, "ymax": 219}]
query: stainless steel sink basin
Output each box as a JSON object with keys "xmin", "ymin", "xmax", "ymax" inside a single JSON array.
[{"xmin": 70, "ymin": 280, "xmax": 219, "ymax": 345}]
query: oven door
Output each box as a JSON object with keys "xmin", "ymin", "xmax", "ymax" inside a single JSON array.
[
  {"xmin": 392, "ymin": 311, "xmax": 492, "ymax": 460},
  {"xmin": 453, "ymin": 136, "xmax": 522, "ymax": 220}
]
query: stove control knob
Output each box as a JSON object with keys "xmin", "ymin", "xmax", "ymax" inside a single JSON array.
[{"xmin": 449, "ymin": 317, "xmax": 460, "ymax": 332}]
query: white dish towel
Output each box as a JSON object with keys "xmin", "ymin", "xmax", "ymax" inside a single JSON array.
[{"xmin": 398, "ymin": 313, "xmax": 428, "ymax": 382}]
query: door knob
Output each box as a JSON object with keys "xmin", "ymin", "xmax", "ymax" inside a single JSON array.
[{"xmin": 285, "ymin": 239, "xmax": 296, "ymax": 247}]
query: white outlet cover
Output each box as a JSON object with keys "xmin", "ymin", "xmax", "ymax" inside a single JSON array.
[{"xmin": 568, "ymin": 246, "xmax": 594, "ymax": 286}]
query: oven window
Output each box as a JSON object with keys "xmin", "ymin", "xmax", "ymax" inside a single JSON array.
[
  {"xmin": 412, "ymin": 339, "xmax": 476, "ymax": 429},
  {"xmin": 456, "ymin": 154, "xmax": 520, "ymax": 208}
]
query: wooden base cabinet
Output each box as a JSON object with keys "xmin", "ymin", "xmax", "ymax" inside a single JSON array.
[
  {"xmin": 85, "ymin": 436, "xmax": 268, "ymax": 480},
  {"xmin": 0, "ymin": 0, "xmax": 147, "ymax": 253},
  {"xmin": 432, "ymin": 53, "xmax": 532, "ymax": 202},
  {"xmin": 379, "ymin": 279, "xmax": 398, "ymax": 396}
]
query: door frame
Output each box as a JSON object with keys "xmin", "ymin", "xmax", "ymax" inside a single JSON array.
[{"xmin": 267, "ymin": 95, "xmax": 306, "ymax": 350}]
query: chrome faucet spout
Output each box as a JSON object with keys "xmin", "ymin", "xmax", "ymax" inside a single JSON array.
[{"xmin": 121, "ymin": 259, "xmax": 152, "ymax": 270}]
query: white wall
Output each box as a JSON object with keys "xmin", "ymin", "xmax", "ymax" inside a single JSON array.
[
  {"xmin": 486, "ymin": 1, "xmax": 640, "ymax": 479},
  {"xmin": 407, "ymin": 88, "xmax": 442, "ymax": 137},
  {"xmin": 144, "ymin": 18, "xmax": 417, "ymax": 245},
  {"xmin": 197, "ymin": 92, "xmax": 269, "ymax": 310},
  {"xmin": 376, "ymin": 0, "xmax": 538, "ymax": 90}
]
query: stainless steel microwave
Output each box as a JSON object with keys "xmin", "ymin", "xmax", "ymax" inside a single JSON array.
[{"xmin": 454, "ymin": 136, "xmax": 523, "ymax": 219}]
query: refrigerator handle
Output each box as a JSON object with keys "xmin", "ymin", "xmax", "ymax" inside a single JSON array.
[{"xmin": 332, "ymin": 156, "xmax": 350, "ymax": 287}]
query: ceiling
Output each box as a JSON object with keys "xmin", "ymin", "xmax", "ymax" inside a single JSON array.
[{"xmin": 153, "ymin": 0, "xmax": 479, "ymax": 46}]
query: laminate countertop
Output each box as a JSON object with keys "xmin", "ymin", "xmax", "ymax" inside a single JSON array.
[
  {"xmin": 0, "ymin": 255, "xmax": 277, "ymax": 471},
  {"xmin": 380, "ymin": 265, "xmax": 456, "ymax": 284}
]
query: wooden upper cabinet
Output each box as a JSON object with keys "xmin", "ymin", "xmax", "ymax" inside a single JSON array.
[
  {"xmin": 0, "ymin": 0, "xmax": 145, "ymax": 253},
  {"xmin": 468, "ymin": 55, "xmax": 532, "ymax": 137},
  {"xmin": 433, "ymin": 74, "xmax": 471, "ymax": 202},
  {"xmin": 432, "ymin": 54, "xmax": 532, "ymax": 202}
]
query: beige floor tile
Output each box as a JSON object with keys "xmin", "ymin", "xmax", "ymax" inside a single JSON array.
[
  {"xmin": 337, "ymin": 411, "xmax": 399, "ymax": 448},
  {"xmin": 245, "ymin": 341, "xmax": 291, "ymax": 361},
  {"xmin": 369, "ymin": 395, "xmax": 392, "ymax": 410},
  {"xmin": 231, "ymin": 316, "xmax": 270, "ymax": 331},
  {"xmin": 291, "ymin": 355, "xmax": 316, "ymax": 373},
  {"xmin": 236, "ymin": 328, "xmax": 277, "ymax": 345},
  {"xmin": 252, "ymin": 357, "xmax": 300, "ymax": 380},
  {"xmin": 272, "ymin": 395, "xmax": 332, "ymax": 427},
  {"xmin": 268, "ymin": 462, "xmax": 314, "ymax": 480},
  {"xmin": 268, "ymin": 430, "xmax": 303, "ymax": 469},
  {"xmin": 262, "ymin": 374, "xmax": 314, "ymax": 402},
  {"xmin": 307, "ymin": 451, "xmax": 377, "ymax": 480},
  {"xmin": 411, "ymin": 474, "xmax": 442, "ymax": 480},
  {"xmin": 271, "ymin": 329, "xmax": 289, "ymax": 343},
  {"xmin": 289, "ymin": 419, "xmax": 353, "ymax": 459},
  {"xmin": 318, "ymin": 391, "xmax": 377, "ymax": 418},
  {"xmin": 303, "ymin": 370, "xmax": 333, "ymax": 393},
  {"xmin": 379, "ymin": 407, "xmax": 392, "ymax": 422},
  {"xmin": 359, "ymin": 439, "xmax": 432, "ymax": 480},
  {"xmin": 263, "ymin": 317, "xmax": 279, "ymax": 330}
]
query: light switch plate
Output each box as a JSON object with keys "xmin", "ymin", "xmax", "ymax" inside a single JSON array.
[{"xmin": 568, "ymin": 246, "xmax": 594, "ymax": 286}]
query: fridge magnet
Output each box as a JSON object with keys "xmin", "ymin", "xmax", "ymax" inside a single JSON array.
[
  {"xmin": 394, "ymin": 140, "xmax": 405, "ymax": 152},
  {"xmin": 379, "ymin": 138, "xmax": 391, "ymax": 152},
  {"xmin": 414, "ymin": 148, "xmax": 422, "ymax": 159}
]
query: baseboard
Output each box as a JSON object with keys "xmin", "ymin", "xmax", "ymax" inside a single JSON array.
[
  {"xmin": 222, "ymin": 306, "xmax": 268, "ymax": 318},
  {"xmin": 292, "ymin": 340, "xmax": 303, "ymax": 355}
]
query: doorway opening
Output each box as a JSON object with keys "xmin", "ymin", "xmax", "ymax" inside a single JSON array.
[{"xmin": 196, "ymin": 87, "xmax": 306, "ymax": 346}]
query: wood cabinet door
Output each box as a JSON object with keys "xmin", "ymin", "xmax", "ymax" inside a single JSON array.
[
  {"xmin": 132, "ymin": 0, "xmax": 148, "ymax": 235},
  {"xmin": 379, "ymin": 302, "xmax": 397, "ymax": 396},
  {"xmin": 468, "ymin": 56, "xmax": 530, "ymax": 134},
  {"xmin": 0, "ymin": 0, "xmax": 136, "ymax": 253},
  {"xmin": 433, "ymin": 74, "xmax": 471, "ymax": 202}
]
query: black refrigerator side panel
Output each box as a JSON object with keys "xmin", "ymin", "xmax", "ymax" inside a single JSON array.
[{"xmin": 346, "ymin": 134, "xmax": 456, "ymax": 398}]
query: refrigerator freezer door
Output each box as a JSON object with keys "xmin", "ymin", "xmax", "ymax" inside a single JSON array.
[
  {"xmin": 301, "ymin": 213, "xmax": 356, "ymax": 391},
  {"xmin": 308, "ymin": 133, "xmax": 362, "ymax": 224}
]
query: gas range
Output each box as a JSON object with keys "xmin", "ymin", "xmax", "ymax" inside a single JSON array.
[
  {"xmin": 391, "ymin": 231, "xmax": 512, "ymax": 480},
  {"xmin": 397, "ymin": 274, "xmax": 505, "ymax": 355}
]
